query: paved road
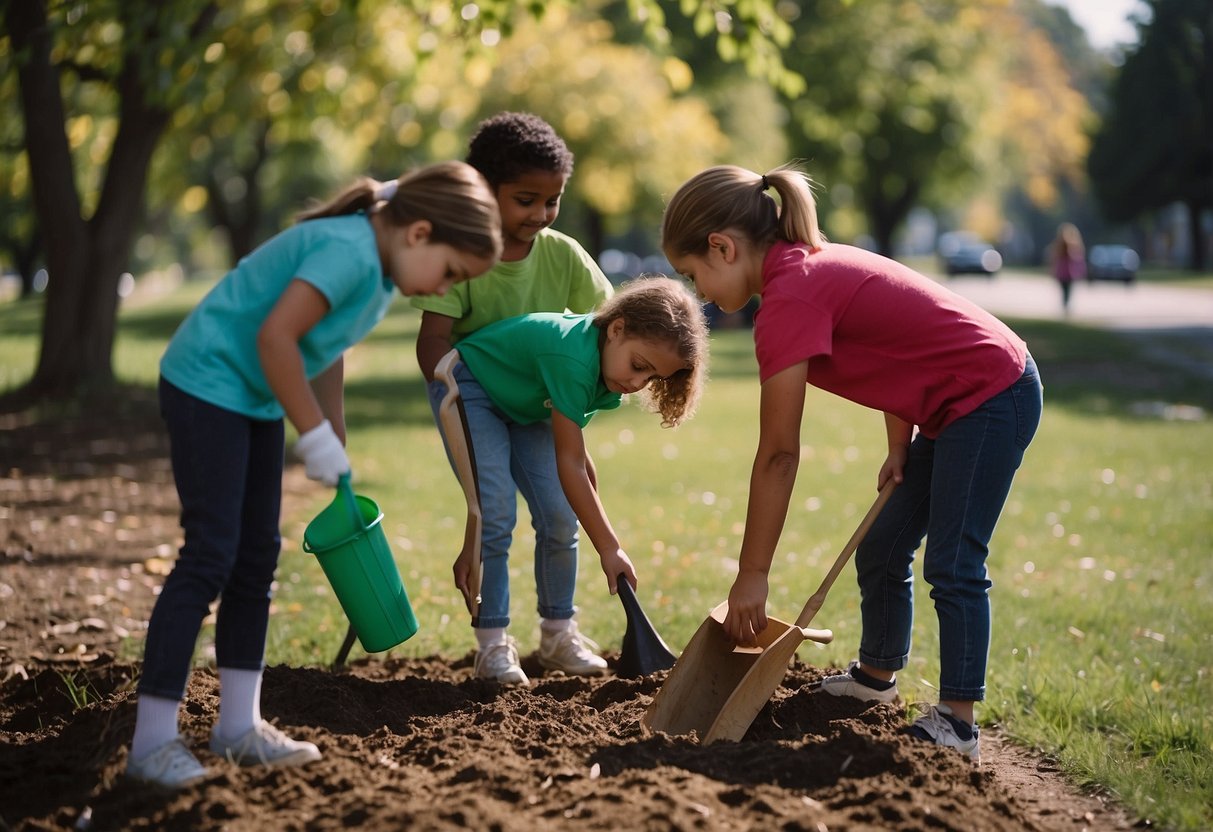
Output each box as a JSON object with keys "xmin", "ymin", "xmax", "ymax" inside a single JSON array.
[{"xmin": 940, "ymin": 271, "xmax": 1213, "ymax": 331}]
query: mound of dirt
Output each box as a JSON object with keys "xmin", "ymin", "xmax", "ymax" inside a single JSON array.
[{"xmin": 0, "ymin": 391, "xmax": 1136, "ymax": 831}]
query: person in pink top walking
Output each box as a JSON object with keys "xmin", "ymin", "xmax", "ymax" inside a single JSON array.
[
  {"xmin": 1049, "ymin": 222, "xmax": 1086, "ymax": 314},
  {"xmin": 661, "ymin": 163, "xmax": 1043, "ymax": 763}
]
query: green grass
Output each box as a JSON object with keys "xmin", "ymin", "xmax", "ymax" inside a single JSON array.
[{"xmin": 4, "ymin": 281, "xmax": 1212, "ymax": 830}]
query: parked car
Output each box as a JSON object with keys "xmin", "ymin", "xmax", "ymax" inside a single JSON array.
[
  {"xmin": 937, "ymin": 231, "xmax": 1002, "ymax": 277},
  {"xmin": 1087, "ymin": 244, "xmax": 1139, "ymax": 284}
]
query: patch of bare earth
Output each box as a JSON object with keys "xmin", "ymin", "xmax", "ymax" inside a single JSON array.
[{"xmin": 0, "ymin": 392, "xmax": 1140, "ymax": 831}]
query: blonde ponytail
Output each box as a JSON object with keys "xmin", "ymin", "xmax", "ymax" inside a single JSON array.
[{"xmin": 662, "ymin": 163, "xmax": 825, "ymax": 258}]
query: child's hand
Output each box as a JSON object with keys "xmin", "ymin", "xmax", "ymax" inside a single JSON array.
[
  {"xmin": 295, "ymin": 419, "xmax": 351, "ymax": 486},
  {"xmin": 599, "ymin": 549, "xmax": 636, "ymax": 595},
  {"xmin": 452, "ymin": 548, "xmax": 476, "ymax": 613},
  {"xmin": 723, "ymin": 570, "xmax": 770, "ymax": 647},
  {"xmin": 878, "ymin": 445, "xmax": 908, "ymax": 490}
]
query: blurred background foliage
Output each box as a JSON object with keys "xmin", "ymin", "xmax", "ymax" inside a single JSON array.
[{"xmin": 1, "ymin": 0, "xmax": 1209, "ymax": 398}]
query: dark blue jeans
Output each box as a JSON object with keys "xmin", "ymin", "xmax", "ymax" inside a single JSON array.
[
  {"xmin": 138, "ymin": 377, "xmax": 284, "ymax": 700},
  {"xmin": 855, "ymin": 356, "xmax": 1042, "ymax": 701}
]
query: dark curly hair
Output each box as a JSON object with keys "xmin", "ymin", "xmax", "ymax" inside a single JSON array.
[{"xmin": 466, "ymin": 112, "xmax": 574, "ymax": 188}]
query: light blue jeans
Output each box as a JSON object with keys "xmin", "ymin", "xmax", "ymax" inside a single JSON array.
[
  {"xmin": 428, "ymin": 361, "xmax": 581, "ymax": 628},
  {"xmin": 854, "ymin": 355, "xmax": 1042, "ymax": 701}
]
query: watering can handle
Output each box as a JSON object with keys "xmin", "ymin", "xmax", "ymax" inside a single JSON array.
[{"xmin": 337, "ymin": 473, "xmax": 364, "ymax": 532}]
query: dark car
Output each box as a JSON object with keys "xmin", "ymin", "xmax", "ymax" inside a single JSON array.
[
  {"xmin": 938, "ymin": 232, "xmax": 1002, "ymax": 277},
  {"xmin": 1087, "ymin": 245, "xmax": 1139, "ymax": 284}
]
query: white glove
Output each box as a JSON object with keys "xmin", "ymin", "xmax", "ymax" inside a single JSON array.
[{"xmin": 294, "ymin": 420, "xmax": 350, "ymax": 486}]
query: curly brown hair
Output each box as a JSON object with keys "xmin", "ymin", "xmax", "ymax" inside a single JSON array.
[{"xmin": 593, "ymin": 276, "xmax": 709, "ymax": 428}]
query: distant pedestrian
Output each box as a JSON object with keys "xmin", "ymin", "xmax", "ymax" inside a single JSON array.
[
  {"xmin": 1050, "ymin": 223, "xmax": 1086, "ymax": 314},
  {"xmin": 125, "ymin": 161, "xmax": 501, "ymax": 789}
]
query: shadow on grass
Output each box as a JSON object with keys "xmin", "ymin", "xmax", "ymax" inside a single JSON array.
[
  {"xmin": 1007, "ymin": 318, "xmax": 1213, "ymax": 415},
  {"xmin": 705, "ymin": 320, "xmax": 1213, "ymax": 417}
]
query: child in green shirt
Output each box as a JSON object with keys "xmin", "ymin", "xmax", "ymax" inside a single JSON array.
[
  {"xmin": 440, "ymin": 276, "xmax": 709, "ymax": 685},
  {"xmin": 411, "ymin": 113, "xmax": 617, "ymax": 683}
]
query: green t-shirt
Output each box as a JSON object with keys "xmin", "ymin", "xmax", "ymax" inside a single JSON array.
[
  {"xmin": 411, "ymin": 227, "xmax": 613, "ymax": 339},
  {"xmin": 457, "ymin": 313, "xmax": 622, "ymax": 428},
  {"xmin": 160, "ymin": 215, "xmax": 392, "ymax": 419}
]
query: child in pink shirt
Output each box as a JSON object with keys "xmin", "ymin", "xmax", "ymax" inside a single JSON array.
[{"xmin": 662, "ymin": 163, "xmax": 1043, "ymax": 763}]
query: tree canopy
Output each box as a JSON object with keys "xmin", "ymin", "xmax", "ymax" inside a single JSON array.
[
  {"xmin": 0, "ymin": 0, "xmax": 794, "ymax": 401},
  {"xmin": 1088, "ymin": 0, "xmax": 1211, "ymax": 269}
]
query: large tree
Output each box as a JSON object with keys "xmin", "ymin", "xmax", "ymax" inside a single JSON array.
[
  {"xmin": 778, "ymin": 0, "xmax": 992, "ymax": 254},
  {"xmin": 1, "ymin": 0, "xmax": 792, "ymax": 403},
  {"xmin": 1088, "ymin": 0, "xmax": 1212, "ymax": 270}
]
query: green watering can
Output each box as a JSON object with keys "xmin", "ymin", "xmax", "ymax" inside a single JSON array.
[{"xmin": 303, "ymin": 474, "xmax": 418, "ymax": 655}]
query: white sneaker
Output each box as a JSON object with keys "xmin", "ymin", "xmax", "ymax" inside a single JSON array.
[
  {"xmin": 819, "ymin": 660, "xmax": 900, "ymax": 703},
  {"xmin": 210, "ymin": 720, "xmax": 322, "ymax": 767},
  {"xmin": 474, "ymin": 637, "xmax": 530, "ymax": 685},
  {"xmin": 538, "ymin": 621, "xmax": 608, "ymax": 676},
  {"xmin": 126, "ymin": 737, "xmax": 207, "ymax": 788},
  {"xmin": 908, "ymin": 703, "xmax": 981, "ymax": 762}
]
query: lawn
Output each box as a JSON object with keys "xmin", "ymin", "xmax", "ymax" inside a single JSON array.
[{"xmin": 3, "ymin": 280, "xmax": 1211, "ymax": 830}]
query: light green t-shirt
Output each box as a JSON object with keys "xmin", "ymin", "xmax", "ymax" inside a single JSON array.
[
  {"xmin": 411, "ymin": 227, "xmax": 613, "ymax": 339},
  {"xmin": 160, "ymin": 214, "xmax": 393, "ymax": 419},
  {"xmin": 456, "ymin": 313, "xmax": 622, "ymax": 428}
]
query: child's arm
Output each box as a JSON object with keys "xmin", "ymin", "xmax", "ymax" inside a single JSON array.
[
  {"xmin": 880, "ymin": 412, "xmax": 912, "ymax": 489},
  {"xmin": 416, "ymin": 311, "xmax": 457, "ymax": 382},
  {"xmin": 310, "ymin": 358, "xmax": 346, "ymax": 441},
  {"xmin": 258, "ymin": 279, "xmax": 350, "ymax": 484},
  {"xmin": 723, "ymin": 360, "xmax": 809, "ymax": 646},
  {"xmin": 550, "ymin": 410, "xmax": 637, "ymax": 594}
]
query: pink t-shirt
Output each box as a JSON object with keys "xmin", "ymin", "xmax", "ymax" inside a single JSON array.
[{"xmin": 754, "ymin": 241, "xmax": 1027, "ymax": 438}]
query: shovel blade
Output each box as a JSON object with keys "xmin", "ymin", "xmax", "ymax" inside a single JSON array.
[
  {"xmin": 616, "ymin": 578, "xmax": 677, "ymax": 677},
  {"xmin": 703, "ymin": 624, "xmax": 805, "ymax": 744},
  {"xmin": 642, "ymin": 607, "xmax": 797, "ymax": 739}
]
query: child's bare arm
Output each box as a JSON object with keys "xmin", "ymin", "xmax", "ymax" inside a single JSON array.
[
  {"xmin": 258, "ymin": 279, "xmax": 331, "ymax": 435},
  {"xmin": 880, "ymin": 412, "xmax": 912, "ymax": 489},
  {"xmin": 551, "ymin": 410, "xmax": 635, "ymax": 593},
  {"xmin": 310, "ymin": 358, "xmax": 345, "ymax": 442},
  {"xmin": 416, "ymin": 312, "xmax": 457, "ymax": 382},
  {"xmin": 724, "ymin": 360, "xmax": 809, "ymax": 645}
]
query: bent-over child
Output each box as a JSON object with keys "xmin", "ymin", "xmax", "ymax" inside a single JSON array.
[
  {"xmin": 662, "ymin": 164, "xmax": 1042, "ymax": 763},
  {"xmin": 437, "ymin": 276, "xmax": 708, "ymax": 686},
  {"xmin": 411, "ymin": 112, "xmax": 617, "ymax": 682},
  {"xmin": 125, "ymin": 162, "xmax": 501, "ymax": 788}
]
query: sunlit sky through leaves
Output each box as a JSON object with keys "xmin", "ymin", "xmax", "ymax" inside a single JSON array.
[{"xmin": 1051, "ymin": 0, "xmax": 1143, "ymax": 49}]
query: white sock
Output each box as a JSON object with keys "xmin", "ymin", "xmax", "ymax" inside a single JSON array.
[
  {"xmin": 131, "ymin": 694, "xmax": 180, "ymax": 760},
  {"xmin": 475, "ymin": 627, "xmax": 507, "ymax": 650},
  {"xmin": 217, "ymin": 667, "xmax": 263, "ymax": 740},
  {"xmin": 540, "ymin": 617, "xmax": 574, "ymax": 637}
]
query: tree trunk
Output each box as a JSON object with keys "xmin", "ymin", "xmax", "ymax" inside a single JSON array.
[
  {"xmin": 11, "ymin": 0, "xmax": 169, "ymax": 398},
  {"xmin": 1187, "ymin": 200, "xmax": 1207, "ymax": 272}
]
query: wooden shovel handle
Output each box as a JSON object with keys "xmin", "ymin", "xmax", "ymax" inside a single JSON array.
[
  {"xmin": 794, "ymin": 480, "xmax": 896, "ymax": 629},
  {"xmin": 435, "ymin": 349, "xmax": 483, "ymax": 620}
]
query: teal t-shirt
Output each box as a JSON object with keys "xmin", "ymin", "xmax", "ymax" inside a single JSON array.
[
  {"xmin": 410, "ymin": 227, "xmax": 612, "ymax": 339},
  {"xmin": 456, "ymin": 313, "xmax": 622, "ymax": 428},
  {"xmin": 160, "ymin": 214, "xmax": 393, "ymax": 419}
]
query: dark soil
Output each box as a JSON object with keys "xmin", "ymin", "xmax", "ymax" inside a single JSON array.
[{"xmin": 0, "ymin": 390, "xmax": 1139, "ymax": 831}]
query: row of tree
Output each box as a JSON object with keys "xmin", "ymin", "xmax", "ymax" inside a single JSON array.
[{"xmin": 1, "ymin": 0, "xmax": 1209, "ymax": 401}]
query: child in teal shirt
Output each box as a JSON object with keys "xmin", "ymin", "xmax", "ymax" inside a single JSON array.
[{"xmin": 126, "ymin": 162, "xmax": 500, "ymax": 788}]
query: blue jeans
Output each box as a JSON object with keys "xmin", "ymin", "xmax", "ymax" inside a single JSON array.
[
  {"xmin": 138, "ymin": 377, "xmax": 284, "ymax": 700},
  {"xmin": 854, "ymin": 355, "xmax": 1042, "ymax": 701},
  {"xmin": 428, "ymin": 361, "xmax": 581, "ymax": 628}
]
